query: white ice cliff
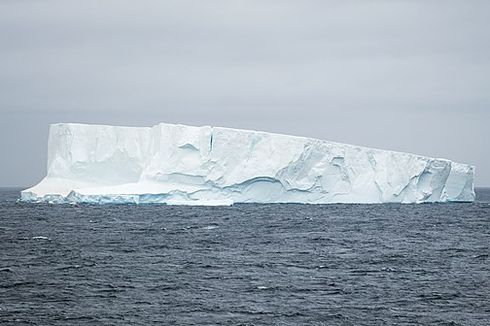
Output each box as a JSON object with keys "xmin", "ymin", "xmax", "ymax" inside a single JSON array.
[{"xmin": 21, "ymin": 123, "xmax": 475, "ymax": 205}]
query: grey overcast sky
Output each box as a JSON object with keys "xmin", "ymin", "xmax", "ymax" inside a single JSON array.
[{"xmin": 0, "ymin": 0, "xmax": 489, "ymax": 187}]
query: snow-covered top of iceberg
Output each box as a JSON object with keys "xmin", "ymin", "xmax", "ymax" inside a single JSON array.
[{"xmin": 21, "ymin": 122, "xmax": 475, "ymax": 205}]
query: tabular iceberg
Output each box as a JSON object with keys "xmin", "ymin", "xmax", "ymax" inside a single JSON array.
[{"xmin": 21, "ymin": 123, "xmax": 475, "ymax": 205}]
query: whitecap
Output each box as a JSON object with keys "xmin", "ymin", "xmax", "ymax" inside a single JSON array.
[{"xmin": 32, "ymin": 236, "xmax": 50, "ymax": 240}]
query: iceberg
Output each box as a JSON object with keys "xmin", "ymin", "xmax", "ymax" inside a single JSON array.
[{"xmin": 21, "ymin": 123, "xmax": 475, "ymax": 205}]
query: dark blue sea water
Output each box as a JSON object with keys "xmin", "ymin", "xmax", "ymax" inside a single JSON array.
[{"xmin": 1, "ymin": 188, "xmax": 489, "ymax": 325}]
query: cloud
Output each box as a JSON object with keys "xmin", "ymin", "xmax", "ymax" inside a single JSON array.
[{"xmin": 0, "ymin": 0, "xmax": 489, "ymax": 186}]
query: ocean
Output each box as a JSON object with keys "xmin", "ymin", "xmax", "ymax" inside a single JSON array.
[{"xmin": 1, "ymin": 188, "xmax": 488, "ymax": 325}]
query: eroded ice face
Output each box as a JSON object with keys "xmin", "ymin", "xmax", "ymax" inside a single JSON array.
[{"xmin": 21, "ymin": 122, "xmax": 475, "ymax": 205}]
